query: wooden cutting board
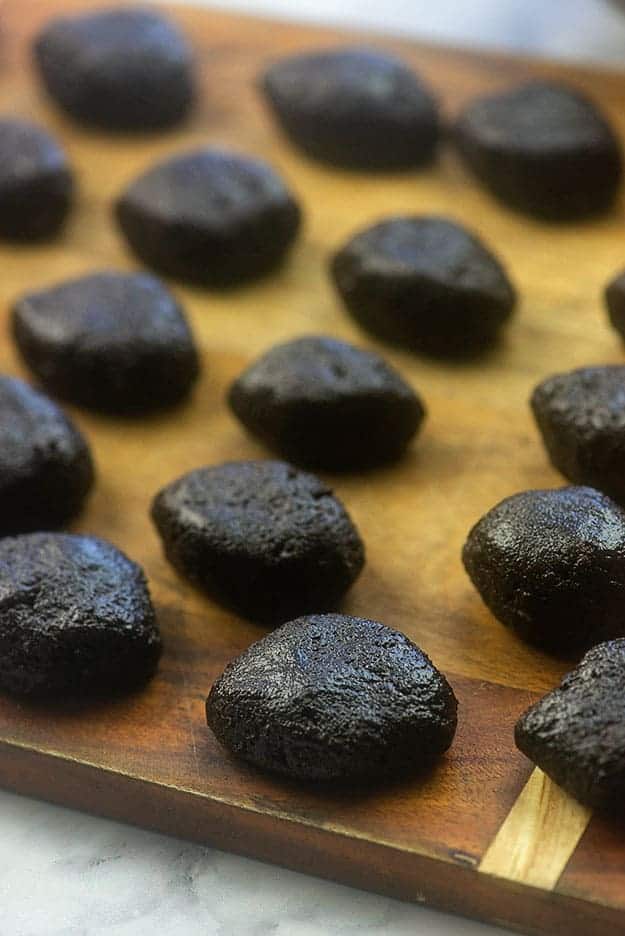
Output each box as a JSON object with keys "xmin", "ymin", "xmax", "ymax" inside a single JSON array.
[{"xmin": 1, "ymin": 1, "xmax": 624, "ymax": 932}]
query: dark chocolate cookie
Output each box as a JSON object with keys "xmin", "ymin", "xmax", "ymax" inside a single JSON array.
[
  {"xmin": 206, "ymin": 613, "xmax": 457, "ymax": 782},
  {"xmin": 151, "ymin": 461, "xmax": 365, "ymax": 623},
  {"xmin": 0, "ymin": 118, "xmax": 73, "ymax": 241},
  {"xmin": 605, "ymin": 269, "xmax": 625, "ymax": 343},
  {"xmin": 462, "ymin": 486, "xmax": 625, "ymax": 654},
  {"xmin": 12, "ymin": 271, "xmax": 200, "ymax": 414},
  {"xmin": 331, "ymin": 216, "xmax": 515, "ymax": 356},
  {"xmin": 454, "ymin": 81, "xmax": 622, "ymax": 220},
  {"xmin": 33, "ymin": 7, "xmax": 195, "ymax": 131},
  {"xmin": 0, "ymin": 375, "xmax": 93, "ymax": 534},
  {"xmin": 228, "ymin": 335, "xmax": 425, "ymax": 469},
  {"xmin": 116, "ymin": 148, "xmax": 301, "ymax": 286},
  {"xmin": 260, "ymin": 47, "xmax": 439, "ymax": 170},
  {"xmin": 0, "ymin": 533, "xmax": 161, "ymax": 696},
  {"xmin": 531, "ymin": 366, "xmax": 625, "ymax": 504},
  {"xmin": 516, "ymin": 640, "xmax": 625, "ymax": 813}
]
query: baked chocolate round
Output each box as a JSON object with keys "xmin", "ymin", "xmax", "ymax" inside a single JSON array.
[
  {"xmin": 151, "ymin": 461, "xmax": 365, "ymax": 623},
  {"xmin": 260, "ymin": 47, "xmax": 439, "ymax": 170},
  {"xmin": 605, "ymin": 269, "xmax": 625, "ymax": 343},
  {"xmin": 12, "ymin": 271, "xmax": 200, "ymax": 415},
  {"xmin": 0, "ymin": 118, "xmax": 73, "ymax": 241},
  {"xmin": 116, "ymin": 148, "xmax": 301, "ymax": 287},
  {"xmin": 331, "ymin": 216, "xmax": 515, "ymax": 356},
  {"xmin": 454, "ymin": 81, "xmax": 622, "ymax": 220},
  {"xmin": 462, "ymin": 486, "xmax": 625, "ymax": 654},
  {"xmin": 228, "ymin": 335, "xmax": 425, "ymax": 469},
  {"xmin": 516, "ymin": 639, "xmax": 625, "ymax": 814},
  {"xmin": 531, "ymin": 366, "xmax": 625, "ymax": 504},
  {"xmin": 0, "ymin": 375, "xmax": 93, "ymax": 534},
  {"xmin": 33, "ymin": 7, "xmax": 195, "ymax": 131},
  {"xmin": 206, "ymin": 613, "xmax": 457, "ymax": 782},
  {"xmin": 0, "ymin": 533, "xmax": 161, "ymax": 697}
]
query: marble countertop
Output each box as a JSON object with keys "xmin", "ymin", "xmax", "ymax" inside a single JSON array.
[
  {"xmin": 1, "ymin": 789, "xmax": 516, "ymax": 936},
  {"xmin": 187, "ymin": 0, "xmax": 625, "ymax": 65},
  {"xmin": 3, "ymin": 2, "xmax": 625, "ymax": 935}
]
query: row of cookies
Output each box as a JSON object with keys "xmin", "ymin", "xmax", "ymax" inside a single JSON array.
[{"xmin": 2, "ymin": 4, "xmax": 625, "ymax": 810}]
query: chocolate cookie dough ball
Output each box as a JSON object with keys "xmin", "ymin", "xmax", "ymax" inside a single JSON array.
[
  {"xmin": 151, "ymin": 461, "xmax": 364, "ymax": 623},
  {"xmin": 0, "ymin": 118, "xmax": 73, "ymax": 241},
  {"xmin": 605, "ymin": 269, "xmax": 625, "ymax": 343},
  {"xmin": 462, "ymin": 486, "xmax": 625, "ymax": 654},
  {"xmin": 516, "ymin": 640, "xmax": 625, "ymax": 814},
  {"xmin": 228, "ymin": 335, "xmax": 425, "ymax": 469},
  {"xmin": 12, "ymin": 271, "xmax": 200, "ymax": 415},
  {"xmin": 33, "ymin": 7, "xmax": 195, "ymax": 131},
  {"xmin": 261, "ymin": 47, "xmax": 439, "ymax": 170},
  {"xmin": 531, "ymin": 366, "xmax": 625, "ymax": 504},
  {"xmin": 454, "ymin": 81, "xmax": 622, "ymax": 220},
  {"xmin": 331, "ymin": 216, "xmax": 515, "ymax": 356},
  {"xmin": 206, "ymin": 613, "xmax": 457, "ymax": 782},
  {"xmin": 0, "ymin": 533, "xmax": 161, "ymax": 697},
  {"xmin": 0, "ymin": 375, "xmax": 93, "ymax": 534},
  {"xmin": 116, "ymin": 148, "xmax": 301, "ymax": 286}
]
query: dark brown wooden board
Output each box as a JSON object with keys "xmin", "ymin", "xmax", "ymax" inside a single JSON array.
[{"xmin": 0, "ymin": 2, "xmax": 625, "ymax": 933}]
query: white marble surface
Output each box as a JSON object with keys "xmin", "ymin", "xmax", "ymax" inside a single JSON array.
[
  {"xmin": 3, "ymin": 2, "xmax": 625, "ymax": 935},
  {"xmin": 0, "ymin": 788, "xmax": 517, "ymax": 936},
  {"xmin": 180, "ymin": 0, "xmax": 625, "ymax": 65}
]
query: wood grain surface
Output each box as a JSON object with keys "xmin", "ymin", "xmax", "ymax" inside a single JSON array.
[{"xmin": 0, "ymin": 2, "xmax": 625, "ymax": 933}]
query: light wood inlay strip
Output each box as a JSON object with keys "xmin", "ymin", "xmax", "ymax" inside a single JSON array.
[{"xmin": 479, "ymin": 768, "xmax": 592, "ymax": 890}]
